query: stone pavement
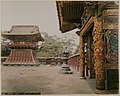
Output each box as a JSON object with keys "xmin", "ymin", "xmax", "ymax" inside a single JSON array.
[{"xmin": 1, "ymin": 65, "xmax": 96, "ymax": 95}]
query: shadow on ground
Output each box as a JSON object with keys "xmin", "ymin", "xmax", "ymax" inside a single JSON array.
[{"xmin": 85, "ymin": 78, "xmax": 96, "ymax": 91}]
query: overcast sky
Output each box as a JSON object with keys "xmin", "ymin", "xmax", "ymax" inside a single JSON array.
[{"xmin": 1, "ymin": 0, "xmax": 79, "ymax": 45}]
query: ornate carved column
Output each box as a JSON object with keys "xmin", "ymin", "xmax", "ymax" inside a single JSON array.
[
  {"xmin": 79, "ymin": 34, "xmax": 85, "ymax": 79},
  {"xmin": 93, "ymin": 18, "xmax": 105, "ymax": 90}
]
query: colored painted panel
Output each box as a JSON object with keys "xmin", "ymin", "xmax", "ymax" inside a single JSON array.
[
  {"xmin": 103, "ymin": 7, "xmax": 118, "ymax": 64},
  {"xmin": 105, "ymin": 29, "xmax": 118, "ymax": 64}
]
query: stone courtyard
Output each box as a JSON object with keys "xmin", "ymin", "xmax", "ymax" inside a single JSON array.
[{"xmin": 1, "ymin": 65, "xmax": 95, "ymax": 95}]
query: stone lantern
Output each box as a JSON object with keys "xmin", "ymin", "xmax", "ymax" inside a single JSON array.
[{"xmin": 59, "ymin": 47, "xmax": 73, "ymax": 74}]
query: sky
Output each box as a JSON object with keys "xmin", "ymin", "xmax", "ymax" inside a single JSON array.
[{"xmin": 1, "ymin": 0, "xmax": 79, "ymax": 45}]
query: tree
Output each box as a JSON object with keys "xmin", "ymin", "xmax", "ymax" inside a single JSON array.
[
  {"xmin": 1, "ymin": 36, "xmax": 11, "ymax": 56},
  {"xmin": 1, "ymin": 44, "xmax": 11, "ymax": 56},
  {"xmin": 37, "ymin": 32, "xmax": 76, "ymax": 57},
  {"xmin": 74, "ymin": 45, "xmax": 80, "ymax": 54}
]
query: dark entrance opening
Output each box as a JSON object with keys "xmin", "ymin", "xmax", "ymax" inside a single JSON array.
[{"xmin": 83, "ymin": 25, "xmax": 95, "ymax": 79}]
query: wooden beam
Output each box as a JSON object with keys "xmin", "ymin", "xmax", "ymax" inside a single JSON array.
[
  {"xmin": 76, "ymin": 17, "xmax": 94, "ymax": 36},
  {"xmin": 80, "ymin": 16, "xmax": 94, "ymax": 36}
]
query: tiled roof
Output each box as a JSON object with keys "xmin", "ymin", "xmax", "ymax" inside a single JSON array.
[
  {"xmin": 3, "ymin": 49, "xmax": 38, "ymax": 64},
  {"xmin": 1, "ymin": 25, "xmax": 44, "ymax": 42},
  {"xmin": 56, "ymin": 1, "xmax": 84, "ymax": 33},
  {"xmin": 9, "ymin": 25, "xmax": 39, "ymax": 34}
]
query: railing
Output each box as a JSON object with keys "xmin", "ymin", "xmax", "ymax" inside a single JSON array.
[{"xmin": 68, "ymin": 54, "xmax": 80, "ymax": 71}]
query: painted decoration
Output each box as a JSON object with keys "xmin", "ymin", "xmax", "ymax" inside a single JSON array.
[
  {"xmin": 103, "ymin": 8, "xmax": 118, "ymax": 64},
  {"xmin": 105, "ymin": 29, "xmax": 118, "ymax": 64}
]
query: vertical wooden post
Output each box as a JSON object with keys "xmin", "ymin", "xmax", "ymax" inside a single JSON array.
[
  {"xmin": 79, "ymin": 34, "xmax": 86, "ymax": 79},
  {"xmin": 93, "ymin": 18, "xmax": 105, "ymax": 90}
]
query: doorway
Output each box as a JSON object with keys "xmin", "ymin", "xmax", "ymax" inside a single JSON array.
[{"xmin": 83, "ymin": 25, "xmax": 95, "ymax": 79}]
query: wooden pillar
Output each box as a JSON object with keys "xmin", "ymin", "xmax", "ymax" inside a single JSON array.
[
  {"xmin": 79, "ymin": 35, "xmax": 86, "ymax": 79},
  {"xmin": 93, "ymin": 18, "xmax": 105, "ymax": 90}
]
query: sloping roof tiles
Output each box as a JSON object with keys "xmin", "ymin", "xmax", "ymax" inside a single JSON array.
[{"xmin": 2, "ymin": 25, "xmax": 44, "ymax": 42}]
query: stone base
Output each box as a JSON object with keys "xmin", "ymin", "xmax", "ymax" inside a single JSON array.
[
  {"xmin": 59, "ymin": 71, "xmax": 73, "ymax": 74},
  {"xmin": 80, "ymin": 77, "xmax": 86, "ymax": 79},
  {"xmin": 95, "ymin": 89, "xmax": 119, "ymax": 94},
  {"xmin": 59, "ymin": 63, "xmax": 73, "ymax": 74},
  {"xmin": 106, "ymin": 89, "xmax": 119, "ymax": 94},
  {"xmin": 95, "ymin": 89, "xmax": 107, "ymax": 94}
]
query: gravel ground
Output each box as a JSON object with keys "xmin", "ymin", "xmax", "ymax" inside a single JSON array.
[{"xmin": 1, "ymin": 65, "xmax": 96, "ymax": 95}]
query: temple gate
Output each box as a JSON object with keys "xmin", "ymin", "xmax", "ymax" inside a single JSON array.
[{"xmin": 2, "ymin": 25, "xmax": 44, "ymax": 66}]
